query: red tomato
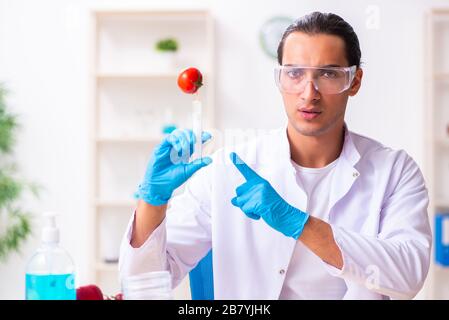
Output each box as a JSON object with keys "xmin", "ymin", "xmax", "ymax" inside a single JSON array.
[{"xmin": 177, "ymin": 67, "xmax": 203, "ymax": 94}]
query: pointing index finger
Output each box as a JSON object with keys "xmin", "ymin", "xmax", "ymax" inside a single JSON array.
[{"xmin": 230, "ymin": 152, "xmax": 260, "ymax": 181}]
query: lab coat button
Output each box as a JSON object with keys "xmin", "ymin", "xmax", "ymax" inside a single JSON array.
[
  {"xmin": 279, "ymin": 269, "xmax": 285, "ymax": 275},
  {"xmin": 353, "ymin": 172, "xmax": 359, "ymax": 178}
]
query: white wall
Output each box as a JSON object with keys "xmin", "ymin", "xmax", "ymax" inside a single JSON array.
[
  {"xmin": 213, "ymin": 0, "xmax": 445, "ymax": 166},
  {"xmin": 0, "ymin": 0, "xmax": 448, "ymax": 299}
]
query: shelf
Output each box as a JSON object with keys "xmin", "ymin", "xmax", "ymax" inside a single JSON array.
[
  {"xmin": 96, "ymin": 71, "xmax": 210, "ymax": 80},
  {"xmin": 90, "ymin": 8, "xmax": 214, "ymax": 295},
  {"xmin": 96, "ymin": 10, "xmax": 209, "ymax": 21},
  {"xmin": 436, "ymin": 138, "xmax": 449, "ymax": 148},
  {"xmin": 426, "ymin": 9, "xmax": 449, "ymax": 300},
  {"xmin": 95, "ymin": 200, "xmax": 136, "ymax": 208},
  {"xmin": 434, "ymin": 73, "xmax": 449, "ymax": 81},
  {"xmin": 433, "ymin": 8, "xmax": 449, "ymax": 14},
  {"xmin": 96, "ymin": 72, "xmax": 179, "ymax": 79},
  {"xmin": 96, "ymin": 137, "xmax": 161, "ymax": 144},
  {"xmin": 96, "ymin": 262, "xmax": 119, "ymax": 272},
  {"xmin": 435, "ymin": 198, "xmax": 449, "ymax": 208}
]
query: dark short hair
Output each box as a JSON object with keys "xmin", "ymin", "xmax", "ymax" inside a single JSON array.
[{"xmin": 277, "ymin": 12, "xmax": 361, "ymax": 68}]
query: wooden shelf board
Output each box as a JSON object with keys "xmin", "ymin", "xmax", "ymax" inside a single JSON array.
[
  {"xmin": 96, "ymin": 137, "xmax": 161, "ymax": 144},
  {"xmin": 436, "ymin": 139, "xmax": 449, "ymax": 147},
  {"xmin": 435, "ymin": 198, "xmax": 449, "ymax": 208},
  {"xmin": 431, "ymin": 8, "xmax": 449, "ymax": 15},
  {"xmin": 93, "ymin": 10, "xmax": 212, "ymax": 39},
  {"xmin": 95, "ymin": 9, "xmax": 209, "ymax": 18},
  {"xmin": 95, "ymin": 200, "xmax": 136, "ymax": 208},
  {"xmin": 96, "ymin": 72, "xmax": 178, "ymax": 79},
  {"xmin": 434, "ymin": 73, "xmax": 449, "ymax": 80},
  {"xmin": 96, "ymin": 71, "xmax": 210, "ymax": 80},
  {"xmin": 96, "ymin": 262, "xmax": 118, "ymax": 272}
]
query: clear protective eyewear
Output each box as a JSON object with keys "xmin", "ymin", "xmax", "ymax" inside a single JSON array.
[{"xmin": 274, "ymin": 65, "xmax": 357, "ymax": 94}]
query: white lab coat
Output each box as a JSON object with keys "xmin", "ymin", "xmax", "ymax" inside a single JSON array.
[{"xmin": 119, "ymin": 125, "xmax": 431, "ymax": 300}]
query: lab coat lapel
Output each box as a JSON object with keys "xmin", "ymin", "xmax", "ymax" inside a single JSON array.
[
  {"xmin": 263, "ymin": 125, "xmax": 361, "ymax": 217},
  {"xmin": 327, "ymin": 125, "xmax": 361, "ymax": 221}
]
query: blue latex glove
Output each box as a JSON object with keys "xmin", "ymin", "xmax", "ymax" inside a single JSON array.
[
  {"xmin": 135, "ymin": 129, "xmax": 212, "ymax": 206},
  {"xmin": 230, "ymin": 152, "xmax": 310, "ymax": 240}
]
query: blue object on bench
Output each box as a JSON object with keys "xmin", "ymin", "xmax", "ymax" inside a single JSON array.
[
  {"xmin": 189, "ymin": 250, "xmax": 214, "ymax": 300},
  {"xmin": 435, "ymin": 213, "xmax": 449, "ymax": 266}
]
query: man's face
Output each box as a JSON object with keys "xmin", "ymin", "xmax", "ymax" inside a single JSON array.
[{"xmin": 280, "ymin": 32, "xmax": 362, "ymax": 137}]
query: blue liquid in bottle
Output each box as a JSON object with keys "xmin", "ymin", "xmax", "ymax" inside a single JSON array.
[
  {"xmin": 25, "ymin": 213, "xmax": 76, "ymax": 300},
  {"xmin": 26, "ymin": 274, "xmax": 76, "ymax": 300}
]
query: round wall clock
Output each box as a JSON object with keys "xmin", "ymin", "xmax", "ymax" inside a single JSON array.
[{"xmin": 259, "ymin": 16, "xmax": 294, "ymax": 59}]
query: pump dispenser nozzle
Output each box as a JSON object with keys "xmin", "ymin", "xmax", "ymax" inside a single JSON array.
[{"xmin": 42, "ymin": 212, "xmax": 59, "ymax": 244}]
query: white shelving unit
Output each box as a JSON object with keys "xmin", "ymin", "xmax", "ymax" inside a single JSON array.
[
  {"xmin": 425, "ymin": 8, "xmax": 449, "ymax": 300},
  {"xmin": 88, "ymin": 9, "xmax": 214, "ymax": 297}
]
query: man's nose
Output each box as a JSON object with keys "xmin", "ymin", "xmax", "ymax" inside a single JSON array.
[{"xmin": 300, "ymin": 80, "xmax": 320, "ymax": 102}]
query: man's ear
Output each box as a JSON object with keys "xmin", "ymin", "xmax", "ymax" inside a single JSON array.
[{"xmin": 348, "ymin": 68, "xmax": 363, "ymax": 97}]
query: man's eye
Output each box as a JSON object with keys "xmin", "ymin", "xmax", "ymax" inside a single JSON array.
[
  {"xmin": 320, "ymin": 70, "xmax": 339, "ymax": 78},
  {"xmin": 286, "ymin": 69, "xmax": 304, "ymax": 78}
]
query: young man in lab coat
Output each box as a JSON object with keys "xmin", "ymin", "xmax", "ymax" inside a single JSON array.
[{"xmin": 119, "ymin": 12, "xmax": 431, "ymax": 299}]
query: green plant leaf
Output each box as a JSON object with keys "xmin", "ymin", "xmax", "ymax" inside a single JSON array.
[
  {"xmin": 0, "ymin": 83, "xmax": 37, "ymax": 262},
  {"xmin": 155, "ymin": 38, "xmax": 178, "ymax": 52},
  {"xmin": 0, "ymin": 208, "xmax": 32, "ymax": 261},
  {"xmin": 0, "ymin": 172, "xmax": 22, "ymax": 206}
]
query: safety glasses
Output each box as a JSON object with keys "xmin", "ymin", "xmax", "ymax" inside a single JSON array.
[{"xmin": 274, "ymin": 65, "xmax": 357, "ymax": 94}]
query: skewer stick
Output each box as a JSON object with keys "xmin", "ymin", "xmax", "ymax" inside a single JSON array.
[{"xmin": 192, "ymin": 92, "xmax": 202, "ymax": 160}]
